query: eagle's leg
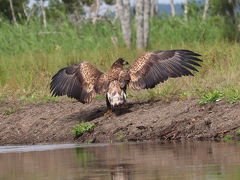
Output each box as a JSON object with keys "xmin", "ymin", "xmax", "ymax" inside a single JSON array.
[
  {"xmin": 120, "ymin": 88, "xmax": 128, "ymax": 109},
  {"xmin": 104, "ymin": 94, "xmax": 112, "ymax": 115}
]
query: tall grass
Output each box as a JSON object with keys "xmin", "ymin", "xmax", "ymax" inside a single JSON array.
[{"xmin": 0, "ymin": 16, "xmax": 239, "ymax": 103}]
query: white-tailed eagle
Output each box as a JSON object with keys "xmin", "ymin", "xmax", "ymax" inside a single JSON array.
[{"xmin": 50, "ymin": 50, "xmax": 202, "ymax": 113}]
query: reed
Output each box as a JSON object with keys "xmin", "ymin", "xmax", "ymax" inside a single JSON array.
[{"xmin": 0, "ymin": 16, "xmax": 239, "ymax": 103}]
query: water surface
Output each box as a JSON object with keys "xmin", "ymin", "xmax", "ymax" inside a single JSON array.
[{"xmin": 0, "ymin": 141, "xmax": 240, "ymax": 180}]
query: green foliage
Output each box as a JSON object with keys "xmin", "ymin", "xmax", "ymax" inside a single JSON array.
[
  {"xmin": 0, "ymin": 16, "xmax": 240, "ymax": 102},
  {"xmin": 223, "ymin": 134, "xmax": 234, "ymax": 142},
  {"xmin": 150, "ymin": 16, "xmax": 227, "ymax": 46},
  {"xmin": 72, "ymin": 123, "xmax": 95, "ymax": 137},
  {"xmin": 209, "ymin": 0, "xmax": 240, "ymax": 40},
  {"xmin": 198, "ymin": 91, "xmax": 224, "ymax": 104},
  {"xmin": 187, "ymin": 0, "xmax": 204, "ymax": 18},
  {"xmin": 81, "ymin": 0, "xmax": 95, "ymax": 6},
  {"xmin": 61, "ymin": 0, "xmax": 87, "ymax": 14},
  {"xmin": 209, "ymin": 0, "xmax": 239, "ymax": 17},
  {"xmin": 47, "ymin": 0, "xmax": 67, "ymax": 19},
  {"xmin": 62, "ymin": 0, "xmax": 83, "ymax": 14},
  {"xmin": 104, "ymin": 0, "xmax": 115, "ymax": 5},
  {"xmin": 0, "ymin": 19, "xmax": 120, "ymax": 55},
  {"xmin": 226, "ymin": 89, "xmax": 240, "ymax": 104},
  {"xmin": 19, "ymin": 94, "xmax": 60, "ymax": 103},
  {"xmin": 0, "ymin": 97, "xmax": 6, "ymax": 103},
  {"xmin": 0, "ymin": 0, "xmax": 29, "ymax": 21},
  {"xmin": 116, "ymin": 133, "xmax": 125, "ymax": 142},
  {"xmin": 236, "ymin": 129, "xmax": 240, "ymax": 135}
]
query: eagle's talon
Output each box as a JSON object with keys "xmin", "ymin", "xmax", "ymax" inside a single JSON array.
[{"xmin": 104, "ymin": 109, "xmax": 112, "ymax": 115}]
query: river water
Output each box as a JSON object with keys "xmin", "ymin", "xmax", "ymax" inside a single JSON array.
[{"xmin": 0, "ymin": 141, "xmax": 240, "ymax": 180}]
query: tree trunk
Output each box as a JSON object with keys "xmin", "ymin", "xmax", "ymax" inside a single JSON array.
[
  {"xmin": 184, "ymin": 0, "xmax": 188, "ymax": 21},
  {"xmin": 9, "ymin": 0, "xmax": 18, "ymax": 26},
  {"xmin": 39, "ymin": 0, "xmax": 47, "ymax": 28},
  {"xmin": 155, "ymin": 0, "xmax": 159, "ymax": 16},
  {"xmin": 116, "ymin": 0, "xmax": 131, "ymax": 48},
  {"xmin": 150, "ymin": 0, "xmax": 157, "ymax": 17},
  {"xmin": 23, "ymin": 3, "xmax": 33, "ymax": 23},
  {"xmin": 91, "ymin": 0, "xmax": 101, "ymax": 24},
  {"xmin": 136, "ymin": 0, "xmax": 150, "ymax": 49},
  {"xmin": 136, "ymin": 0, "xmax": 144, "ymax": 49},
  {"xmin": 22, "ymin": 3, "xmax": 29, "ymax": 22},
  {"xmin": 202, "ymin": 0, "xmax": 210, "ymax": 20},
  {"xmin": 170, "ymin": 0, "xmax": 176, "ymax": 17},
  {"xmin": 227, "ymin": 0, "xmax": 236, "ymax": 24},
  {"xmin": 115, "ymin": 0, "xmax": 121, "ymax": 20},
  {"xmin": 143, "ymin": 0, "xmax": 150, "ymax": 48}
]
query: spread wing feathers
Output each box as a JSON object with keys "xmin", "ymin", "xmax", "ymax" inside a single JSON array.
[
  {"xmin": 129, "ymin": 50, "xmax": 202, "ymax": 90},
  {"xmin": 50, "ymin": 62, "xmax": 104, "ymax": 103},
  {"xmin": 94, "ymin": 73, "xmax": 110, "ymax": 94}
]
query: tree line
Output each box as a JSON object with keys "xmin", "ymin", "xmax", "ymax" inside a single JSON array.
[{"xmin": 0, "ymin": 0, "xmax": 239, "ymax": 49}]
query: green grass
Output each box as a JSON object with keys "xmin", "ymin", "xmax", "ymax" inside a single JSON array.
[
  {"xmin": 226, "ymin": 89, "xmax": 240, "ymax": 104},
  {"xmin": 198, "ymin": 90, "xmax": 224, "ymax": 104},
  {"xmin": 72, "ymin": 123, "xmax": 95, "ymax": 137},
  {"xmin": 116, "ymin": 133, "xmax": 126, "ymax": 142},
  {"xmin": 0, "ymin": 16, "xmax": 239, "ymax": 103},
  {"xmin": 223, "ymin": 135, "xmax": 234, "ymax": 142},
  {"xmin": 236, "ymin": 129, "xmax": 240, "ymax": 136},
  {"xmin": 0, "ymin": 97, "xmax": 7, "ymax": 103},
  {"xmin": 3, "ymin": 107, "xmax": 19, "ymax": 115}
]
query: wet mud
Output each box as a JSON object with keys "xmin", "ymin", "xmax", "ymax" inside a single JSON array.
[{"xmin": 0, "ymin": 99, "xmax": 239, "ymax": 145}]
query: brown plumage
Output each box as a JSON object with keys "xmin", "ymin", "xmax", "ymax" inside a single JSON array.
[{"xmin": 50, "ymin": 50, "xmax": 202, "ymax": 110}]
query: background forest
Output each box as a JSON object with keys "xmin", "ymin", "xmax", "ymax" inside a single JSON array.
[{"xmin": 0, "ymin": 0, "xmax": 239, "ymax": 103}]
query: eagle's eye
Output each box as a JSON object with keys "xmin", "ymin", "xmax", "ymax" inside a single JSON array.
[{"xmin": 123, "ymin": 61, "xmax": 129, "ymax": 66}]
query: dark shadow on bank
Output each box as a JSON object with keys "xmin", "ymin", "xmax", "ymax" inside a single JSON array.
[{"xmin": 65, "ymin": 99, "xmax": 161, "ymax": 122}]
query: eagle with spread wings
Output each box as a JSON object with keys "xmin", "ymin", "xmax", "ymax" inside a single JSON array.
[{"xmin": 50, "ymin": 50, "xmax": 202, "ymax": 113}]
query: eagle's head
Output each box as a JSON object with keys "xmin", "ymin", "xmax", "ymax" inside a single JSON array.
[{"xmin": 112, "ymin": 58, "xmax": 129, "ymax": 68}]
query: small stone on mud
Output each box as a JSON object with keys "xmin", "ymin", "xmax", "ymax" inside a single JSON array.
[
  {"xmin": 137, "ymin": 126, "xmax": 146, "ymax": 130},
  {"xmin": 205, "ymin": 120, "xmax": 212, "ymax": 126}
]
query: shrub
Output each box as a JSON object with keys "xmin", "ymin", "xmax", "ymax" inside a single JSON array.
[{"xmin": 72, "ymin": 123, "xmax": 95, "ymax": 137}]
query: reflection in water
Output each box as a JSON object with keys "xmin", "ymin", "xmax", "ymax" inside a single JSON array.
[
  {"xmin": 75, "ymin": 147, "xmax": 95, "ymax": 168},
  {"xmin": 0, "ymin": 142, "xmax": 240, "ymax": 180},
  {"xmin": 111, "ymin": 164, "xmax": 133, "ymax": 180}
]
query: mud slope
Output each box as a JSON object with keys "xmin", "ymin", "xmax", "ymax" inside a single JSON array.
[{"xmin": 0, "ymin": 99, "xmax": 239, "ymax": 145}]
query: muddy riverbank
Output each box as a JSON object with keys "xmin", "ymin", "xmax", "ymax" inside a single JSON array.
[{"xmin": 0, "ymin": 99, "xmax": 239, "ymax": 145}]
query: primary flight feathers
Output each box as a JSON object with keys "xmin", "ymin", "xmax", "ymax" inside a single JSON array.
[{"xmin": 50, "ymin": 50, "xmax": 202, "ymax": 104}]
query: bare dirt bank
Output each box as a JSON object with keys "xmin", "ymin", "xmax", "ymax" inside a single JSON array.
[{"xmin": 0, "ymin": 99, "xmax": 240, "ymax": 145}]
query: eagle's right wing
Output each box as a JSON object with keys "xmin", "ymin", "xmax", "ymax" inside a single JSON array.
[
  {"xmin": 128, "ymin": 50, "xmax": 202, "ymax": 90},
  {"xmin": 50, "ymin": 62, "xmax": 109, "ymax": 103}
]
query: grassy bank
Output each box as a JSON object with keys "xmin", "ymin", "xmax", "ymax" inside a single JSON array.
[{"xmin": 0, "ymin": 17, "xmax": 239, "ymax": 103}]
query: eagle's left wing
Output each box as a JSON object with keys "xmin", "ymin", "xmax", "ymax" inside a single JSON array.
[
  {"xmin": 128, "ymin": 50, "xmax": 202, "ymax": 90},
  {"xmin": 50, "ymin": 62, "xmax": 107, "ymax": 103}
]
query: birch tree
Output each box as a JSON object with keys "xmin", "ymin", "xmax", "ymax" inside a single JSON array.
[
  {"xmin": 150, "ymin": 0, "xmax": 157, "ymax": 17},
  {"xmin": 9, "ymin": 0, "xmax": 18, "ymax": 25},
  {"xmin": 136, "ymin": 0, "xmax": 150, "ymax": 49},
  {"xmin": 116, "ymin": 0, "xmax": 131, "ymax": 48},
  {"xmin": 136, "ymin": 0, "xmax": 144, "ymax": 49},
  {"xmin": 143, "ymin": 0, "xmax": 150, "ymax": 47},
  {"xmin": 38, "ymin": 0, "xmax": 47, "ymax": 28},
  {"xmin": 184, "ymin": 0, "xmax": 188, "ymax": 21},
  {"xmin": 203, "ymin": 0, "xmax": 210, "ymax": 20},
  {"xmin": 170, "ymin": 0, "xmax": 176, "ymax": 17},
  {"xmin": 91, "ymin": 0, "xmax": 101, "ymax": 24}
]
